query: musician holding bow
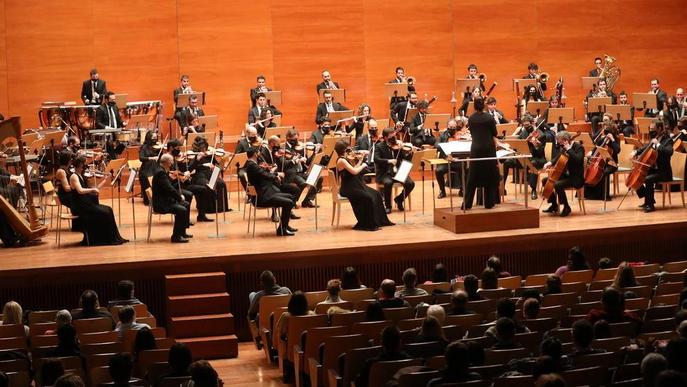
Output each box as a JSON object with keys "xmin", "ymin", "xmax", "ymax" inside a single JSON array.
[
  {"xmin": 633, "ymin": 121, "xmax": 673, "ymax": 213},
  {"xmin": 153, "ymin": 153, "xmax": 192, "ymax": 243},
  {"xmin": 541, "ymin": 131, "xmax": 585, "ymax": 217},
  {"xmin": 374, "ymin": 128, "xmax": 415, "ymax": 213},
  {"xmin": 392, "ymin": 92, "xmax": 418, "ymax": 136},
  {"xmin": 81, "ymin": 68, "xmax": 107, "ymax": 105},
  {"xmin": 435, "ymin": 119, "xmax": 466, "ymax": 199}
]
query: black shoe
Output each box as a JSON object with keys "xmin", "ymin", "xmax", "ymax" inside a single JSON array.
[
  {"xmin": 271, "ymin": 213, "xmax": 280, "ymax": 222},
  {"xmin": 276, "ymin": 228, "xmax": 295, "ymax": 236},
  {"xmin": 171, "ymin": 235, "xmax": 189, "ymax": 243},
  {"xmin": 182, "ymin": 233, "xmax": 193, "ymax": 238},
  {"xmin": 286, "ymin": 226, "xmax": 298, "ymax": 232},
  {"xmin": 394, "ymin": 196, "xmax": 405, "ymax": 211},
  {"xmin": 543, "ymin": 205, "xmax": 559, "ymax": 213},
  {"xmin": 458, "ymin": 190, "xmax": 464, "ymax": 197},
  {"xmin": 301, "ymin": 200, "xmax": 319, "ymax": 208},
  {"xmin": 531, "ymin": 192, "xmax": 538, "ymax": 200},
  {"xmin": 644, "ymin": 205, "xmax": 656, "ymax": 213},
  {"xmin": 197, "ymin": 215, "xmax": 213, "ymax": 222},
  {"xmin": 638, "ymin": 203, "xmax": 648, "ymax": 208},
  {"xmin": 290, "ymin": 213, "xmax": 301, "ymax": 220},
  {"xmin": 560, "ymin": 206, "xmax": 572, "ymax": 217},
  {"xmin": 437, "ymin": 191, "xmax": 447, "ymax": 199},
  {"xmin": 385, "ymin": 207, "xmax": 392, "ymax": 214}
]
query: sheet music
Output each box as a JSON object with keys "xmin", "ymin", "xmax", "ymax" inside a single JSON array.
[
  {"xmin": 207, "ymin": 166, "xmax": 221, "ymax": 189},
  {"xmin": 393, "ymin": 160, "xmax": 413, "ymax": 183},
  {"xmin": 306, "ymin": 164, "xmax": 323, "ymax": 187},
  {"xmin": 125, "ymin": 170, "xmax": 137, "ymax": 193},
  {"xmin": 438, "ymin": 141, "xmax": 472, "ymax": 155},
  {"xmin": 496, "ymin": 149, "xmax": 516, "ymax": 158}
]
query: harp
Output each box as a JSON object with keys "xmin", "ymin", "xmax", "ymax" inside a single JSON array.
[{"xmin": 0, "ymin": 117, "xmax": 48, "ymax": 242}]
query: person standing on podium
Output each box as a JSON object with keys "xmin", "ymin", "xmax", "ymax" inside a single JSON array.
[{"xmin": 462, "ymin": 97, "xmax": 499, "ymax": 210}]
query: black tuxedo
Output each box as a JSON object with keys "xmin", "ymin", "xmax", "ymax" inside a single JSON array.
[
  {"xmin": 374, "ymin": 141, "xmax": 414, "ymax": 209},
  {"xmin": 589, "ymin": 68, "xmax": 601, "ymax": 77},
  {"xmin": 250, "ymin": 87, "xmax": 272, "ymax": 107},
  {"xmin": 245, "ymin": 159, "xmax": 294, "ymax": 228},
  {"xmin": 355, "ymin": 134, "xmax": 379, "ymax": 174},
  {"xmin": 95, "ymin": 103, "xmax": 123, "ymax": 129},
  {"xmin": 543, "ymin": 142, "xmax": 584, "ymax": 208},
  {"xmin": 152, "ymin": 169, "xmax": 190, "ymax": 237},
  {"xmin": 636, "ymin": 134, "xmax": 674, "ymax": 207},
  {"xmin": 248, "ymin": 105, "xmax": 281, "ymax": 124},
  {"xmin": 315, "ymin": 102, "xmax": 348, "ymax": 124},
  {"xmin": 409, "ymin": 112, "xmax": 437, "ymax": 147},
  {"xmin": 463, "ymin": 112, "xmax": 499, "ymax": 209},
  {"xmin": 523, "ymin": 73, "xmax": 547, "ymax": 91},
  {"xmin": 81, "ymin": 79, "xmax": 107, "ymax": 105},
  {"xmin": 644, "ymin": 89, "xmax": 668, "ymax": 117},
  {"xmin": 485, "ymin": 109, "xmax": 508, "ymax": 125},
  {"xmin": 392, "ymin": 100, "xmax": 415, "ymax": 124},
  {"xmin": 180, "ymin": 106, "xmax": 205, "ymax": 128},
  {"xmin": 316, "ymin": 81, "xmax": 340, "ymax": 93},
  {"xmin": 309, "ymin": 129, "xmax": 330, "ymax": 145}
]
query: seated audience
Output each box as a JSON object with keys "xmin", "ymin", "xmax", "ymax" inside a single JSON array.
[
  {"xmin": 395, "ymin": 268, "xmax": 428, "ymax": 297},
  {"xmin": 655, "ymin": 370, "xmax": 687, "ymax": 387},
  {"xmin": 544, "ymin": 274, "xmax": 562, "ymax": 295},
  {"xmin": 426, "ymin": 304, "xmax": 446, "ymax": 325},
  {"xmin": 54, "ymin": 374, "xmax": 86, "ymax": 387},
  {"xmin": 641, "ymin": 353, "xmax": 668, "ymax": 387},
  {"xmin": 341, "ymin": 266, "xmax": 366, "ymax": 289},
  {"xmin": 555, "ymin": 246, "xmax": 590, "ymax": 278},
  {"xmin": 509, "ymin": 337, "xmax": 571, "ymax": 375},
  {"xmin": 479, "ymin": 268, "xmax": 499, "ymax": 290},
  {"xmin": 72, "ymin": 290, "xmax": 115, "ymax": 329},
  {"xmin": 612, "ymin": 261, "xmax": 638, "ymax": 290},
  {"xmin": 365, "ymin": 302, "xmax": 385, "ymax": 322},
  {"xmin": 679, "ymin": 320, "xmax": 687, "ymax": 339},
  {"xmin": 569, "ymin": 319, "xmax": 606, "ymax": 357},
  {"xmin": 491, "ymin": 318, "xmax": 523, "ymax": 349},
  {"xmin": 426, "ymin": 263, "xmax": 449, "ymax": 287},
  {"xmin": 109, "ymin": 353, "xmax": 135, "ymax": 387},
  {"xmin": 463, "ymin": 274, "xmax": 483, "ymax": 301},
  {"xmin": 593, "ymin": 319, "xmax": 612, "ymax": 339},
  {"xmin": 107, "ymin": 280, "xmax": 143, "ymax": 308},
  {"xmin": 485, "ymin": 298, "xmax": 530, "ymax": 339},
  {"xmin": 276, "ymin": 291, "xmax": 315, "ymax": 341},
  {"xmin": 47, "ymin": 325, "xmax": 81, "ymax": 358},
  {"xmin": 45, "ymin": 310, "xmax": 72, "ymax": 335},
  {"xmin": 523, "ymin": 297, "xmax": 540, "ymax": 320},
  {"xmin": 534, "ymin": 373, "xmax": 567, "ymax": 387},
  {"xmin": 586, "ymin": 287, "xmax": 642, "ymax": 333},
  {"xmin": 597, "ymin": 257, "xmax": 613, "ymax": 270},
  {"xmin": 190, "ymin": 360, "xmax": 221, "ymax": 387},
  {"xmin": 415, "ymin": 316, "xmax": 448, "ymax": 346},
  {"xmin": 666, "ymin": 338, "xmax": 687, "ymax": 373},
  {"xmin": 115, "ymin": 306, "xmax": 151, "ymax": 339},
  {"xmin": 427, "ymin": 342, "xmax": 482, "ymax": 386},
  {"xmin": 466, "ymin": 340, "xmax": 485, "ymax": 366},
  {"xmin": 247, "ymin": 270, "xmax": 292, "ymax": 321},
  {"xmin": 2, "ymin": 301, "xmax": 28, "ymax": 336},
  {"xmin": 356, "ymin": 325, "xmax": 408, "ymax": 387},
  {"xmin": 162, "ymin": 343, "xmax": 193, "ymax": 380},
  {"xmin": 318, "ymin": 279, "xmax": 345, "ymax": 305},
  {"xmin": 450, "ymin": 290, "xmax": 474, "ymax": 315},
  {"xmin": 40, "ymin": 358, "xmax": 65, "ymax": 386},
  {"xmin": 133, "ymin": 327, "xmax": 157, "ymax": 363},
  {"xmin": 377, "ymin": 279, "xmax": 409, "ymax": 308},
  {"xmin": 487, "ymin": 256, "xmax": 512, "ymax": 278}
]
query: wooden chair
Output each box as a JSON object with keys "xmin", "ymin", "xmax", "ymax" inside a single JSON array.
[
  {"xmin": 642, "ymin": 317, "xmax": 675, "ymax": 333},
  {"xmin": 624, "ymin": 297, "xmax": 650, "ymax": 312},
  {"xmin": 417, "ymin": 282, "xmax": 452, "ymax": 294},
  {"xmin": 590, "ymin": 279, "xmax": 614, "ymax": 291},
  {"xmin": 397, "ymin": 318, "xmax": 424, "ymax": 331},
  {"xmin": 655, "ymin": 281, "xmax": 684, "ymax": 296},
  {"xmin": 382, "ymin": 307, "xmax": 414, "ymax": 323},
  {"xmin": 78, "ymin": 331, "xmax": 118, "ymax": 345},
  {"xmin": 245, "ymin": 183, "xmax": 281, "ymax": 237},
  {"xmin": 255, "ymin": 294, "xmax": 291, "ymax": 362},
  {"xmin": 637, "ymin": 330, "xmax": 678, "ymax": 343},
  {"xmin": 581, "ymin": 290, "xmax": 604, "ymax": 303},
  {"xmin": 561, "ymin": 366, "xmax": 607, "ymax": 387},
  {"xmin": 278, "ymin": 314, "xmax": 329, "ymax": 375},
  {"xmin": 155, "ymin": 337, "xmax": 175, "ymax": 350},
  {"xmin": 632, "ymin": 263, "xmax": 661, "ymax": 276},
  {"xmin": 81, "ymin": 341, "xmax": 123, "ymax": 356},
  {"xmin": 537, "ymin": 305, "xmax": 567, "ymax": 321},
  {"xmin": 541, "ymin": 292, "xmax": 578, "ymax": 307},
  {"xmin": 327, "ymin": 346, "xmax": 381, "ymax": 387},
  {"xmin": 136, "ymin": 315, "xmax": 157, "ymax": 327},
  {"xmin": 0, "ymin": 358, "xmax": 29, "ymax": 374},
  {"xmin": 303, "ymin": 291, "xmax": 328, "ymax": 310},
  {"xmin": 146, "ymin": 362, "xmax": 173, "ymax": 386},
  {"xmin": 329, "ymin": 170, "xmax": 350, "ymax": 227},
  {"xmin": 524, "ymin": 274, "xmax": 549, "ymax": 286},
  {"xmin": 443, "ymin": 325, "xmax": 467, "ymax": 341},
  {"xmin": 397, "ymin": 370, "xmax": 440, "ymax": 387},
  {"xmin": 514, "ymin": 285, "xmax": 545, "ymax": 297},
  {"xmin": 593, "ymin": 267, "xmax": 618, "ymax": 281},
  {"xmin": 110, "ymin": 304, "xmax": 150, "ymax": 323},
  {"xmin": 350, "ymin": 321, "xmax": 390, "ymax": 345},
  {"xmin": 651, "ymin": 293, "xmax": 679, "ymax": 306},
  {"xmin": 29, "ymin": 322, "xmax": 57, "ymax": 337},
  {"xmin": 561, "ymin": 281, "xmax": 587, "ymax": 295},
  {"xmin": 521, "ymin": 317, "xmax": 557, "ymax": 334},
  {"xmin": 593, "ymin": 336, "xmax": 630, "ymax": 352},
  {"xmin": 661, "ymin": 151, "xmax": 686, "ymax": 207},
  {"xmin": 570, "ymin": 301, "xmax": 602, "ymax": 316},
  {"xmin": 308, "ymin": 333, "xmax": 369, "ymax": 387},
  {"xmin": 73, "ymin": 317, "xmax": 113, "ymax": 334},
  {"xmin": 368, "ymin": 358, "xmax": 422, "ymax": 387},
  {"xmin": 547, "ymin": 328, "xmax": 572, "ymax": 343},
  {"xmin": 6, "ymin": 371, "xmax": 31, "ymax": 387},
  {"xmin": 644, "ymin": 304, "xmax": 678, "ymax": 320},
  {"xmin": 403, "ymin": 341, "xmax": 445, "ymax": 358},
  {"xmin": 493, "ymin": 375, "xmax": 533, "ymax": 387},
  {"xmin": 28, "ymin": 310, "xmax": 59, "ymax": 324},
  {"xmin": 444, "ymin": 314, "xmax": 483, "ymax": 329},
  {"xmin": 485, "ymin": 348, "xmax": 530, "ymax": 365},
  {"xmin": 477, "ymin": 288, "xmax": 513, "ymax": 299},
  {"xmin": 466, "ymin": 323, "xmax": 494, "ymax": 339},
  {"xmin": 314, "ymin": 301, "xmax": 353, "ymax": 315},
  {"xmin": 0, "ymin": 325, "xmax": 25, "ymax": 339},
  {"xmin": 330, "ymin": 311, "xmax": 366, "ymax": 328},
  {"xmin": 30, "ymin": 334, "xmax": 58, "ymax": 349},
  {"xmin": 293, "ymin": 325, "xmax": 348, "ymax": 387},
  {"xmin": 497, "ymin": 276, "xmax": 522, "ymax": 290},
  {"xmin": 340, "ymin": 288, "xmax": 374, "ymax": 304},
  {"xmin": 136, "ymin": 349, "xmax": 169, "ymax": 377},
  {"xmin": 466, "ymin": 299, "xmax": 497, "ymax": 318},
  {"xmin": 658, "ymin": 271, "xmax": 685, "ymax": 283},
  {"xmin": 0, "ymin": 337, "xmax": 27, "ymax": 352},
  {"xmin": 561, "ymin": 269, "xmax": 594, "ymax": 284},
  {"xmin": 122, "ymin": 326, "xmax": 166, "ymax": 353},
  {"xmin": 573, "ymin": 350, "xmax": 624, "ymax": 369},
  {"xmin": 85, "ymin": 352, "xmax": 117, "ymax": 371},
  {"xmin": 662, "ymin": 260, "xmax": 687, "ymax": 273},
  {"xmin": 402, "ymin": 294, "xmax": 433, "ymax": 308},
  {"xmin": 635, "ymin": 274, "xmax": 658, "ymax": 287},
  {"xmin": 89, "ymin": 365, "xmax": 112, "ymax": 387},
  {"xmin": 55, "ymin": 194, "xmax": 86, "ymax": 248}
]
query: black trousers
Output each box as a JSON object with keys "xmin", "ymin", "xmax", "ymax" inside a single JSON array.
[
  {"xmin": 435, "ymin": 163, "xmax": 463, "ymax": 192},
  {"xmin": 285, "ymin": 173, "xmax": 320, "ymax": 203},
  {"xmin": 543, "ymin": 176, "xmax": 575, "ymax": 207},
  {"xmin": 261, "ymin": 193, "xmax": 294, "ymax": 228},
  {"xmin": 379, "ymin": 176, "xmax": 414, "ymax": 209},
  {"xmin": 411, "ymin": 135, "xmax": 436, "ymax": 148},
  {"xmin": 637, "ymin": 173, "xmax": 664, "ymax": 206},
  {"xmin": 169, "ymin": 201, "xmax": 190, "ymax": 237}
]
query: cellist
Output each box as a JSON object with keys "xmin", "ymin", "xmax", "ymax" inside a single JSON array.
[
  {"xmin": 541, "ymin": 131, "xmax": 585, "ymax": 217},
  {"xmin": 633, "ymin": 121, "xmax": 673, "ymax": 213},
  {"xmin": 584, "ymin": 116, "xmax": 621, "ymax": 201}
]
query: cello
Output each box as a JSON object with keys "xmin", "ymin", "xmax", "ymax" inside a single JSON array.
[
  {"xmin": 584, "ymin": 130, "xmax": 614, "ymax": 186},
  {"xmin": 540, "ymin": 133, "xmax": 580, "ymax": 201}
]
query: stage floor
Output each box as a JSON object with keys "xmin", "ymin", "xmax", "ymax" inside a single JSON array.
[{"xmin": 3, "ymin": 178, "xmax": 687, "ymax": 276}]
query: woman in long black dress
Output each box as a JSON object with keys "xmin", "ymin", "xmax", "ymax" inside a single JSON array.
[
  {"xmin": 463, "ymin": 97, "xmax": 500, "ymax": 209},
  {"xmin": 55, "ymin": 151, "xmax": 81, "ymax": 231},
  {"xmin": 334, "ymin": 141, "xmax": 394, "ymax": 231},
  {"xmin": 69, "ymin": 156, "xmax": 127, "ymax": 246},
  {"xmin": 187, "ymin": 137, "xmax": 229, "ymax": 221}
]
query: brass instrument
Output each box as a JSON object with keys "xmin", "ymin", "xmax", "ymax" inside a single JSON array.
[
  {"xmin": 406, "ymin": 76, "xmax": 415, "ymax": 85},
  {"xmin": 478, "ymin": 73, "xmax": 487, "ymax": 83},
  {"xmin": 536, "ymin": 72, "xmax": 549, "ymax": 84},
  {"xmin": 599, "ymin": 53, "xmax": 621, "ymax": 91}
]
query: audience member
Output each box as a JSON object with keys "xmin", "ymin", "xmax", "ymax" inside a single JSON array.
[
  {"xmin": 107, "ymin": 280, "xmax": 143, "ymax": 308},
  {"xmin": 428, "ymin": 263, "xmax": 449, "ymax": 285},
  {"xmin": 523, "ymin": 297, "xmax": 540, "ymax": 320},
  {"xmin": 487, "ymin": 256, "xmax": 511, "ymax": 277},
  {"xmin": 544, "ymin": 275, "xmax": 562, "ymax": 295},
  {"xmin": 395, "ymin": 268, "xmax": 428, "ymax": 297},
  {"xmin": 612, "ymin": 262, "xmax": 638, "ymax": 290},
  {"xmin": 2, "ymin": 301, "xmax": 28, "ymax": 336},
  {"xmin": 655, "ymin": 369, "xmax": 687, "ymax": 387},
  {"xmin": 593, "ymin": 319, "xmax": 611, "ymax": 339},
  {"xmin": 555, "ymin": 246, "xmax": 590, "ymax": 277},
  {"xmin": 450, "ymin": 291, "xmax": 474, "ymax": 315},
  {"xmin": 426, "ymin": 304, "xmax": 446, "ymax": 325},
  {"xmin": 167, "ymin": 343, "xmax": 193, "ymax": 377},
  {"xmin": 45, "ymin": 310, "xmax": 72, "ymax": 335},
  {"xmin": 491, "ymin": 318, "xmax": 522, "ymax": 349},
  {"xmin": 115, "ymin": 306, "xmax": 151, "ymax": 339},
  {"xmin": 341, "ymin": 266, "xmax": 366, "ymax": 289},
  {"xmin": 427, "ymin": 342, "xmax": 482, "ymax": 386},
  {"xmin": 54, "ymin": 374, "xmax": 86, "ymax": 387},
  {"xmin": 46, "ymin": 325, "xmax": 81, "ymax": 358},
  {"xmin": 535, "ymin": 373, "xmax": 567, "ymax": 387},
  {"xmin": 463, "ymin": 274, "xmax": 483, "ymax": 301},
  {"xmin": 276, "ymin": 291, "xmax": 315, "ymax": 341},
  {"xmin": 190, "ymin": 360, "xmax": 221, "ymax": 387},
  {"xmin": 109, "ymin": 353, "xmax": 134, "ymax": 386},
  {"xmin": 133, "ymin": 327, "xmax": 157, "ymax": 362},
  {"xmin": 72, "ymin": 290, "xmax": 115, "ymax": 329},
  {"xmin": 509, "ymin": 337, "xmax": 571, "ymax": 375},
  {"xmin": 666, "ymin": 337, "xmax": 687, "ymax": 373},
  {"xmin": 415, "ymin": 316, "xmax": 448, "ymax": 346},
  {"xmin": 378, "ymin": 279, "xmax": 409, "ymax": 308},
  {"xmin": 586, "ymin": 287, "xmax": 642, "ymax": 333},
  {"xmin": 532, "ymin": 356, "xmax": 559, "ymax": 379},
  {"xmin": 247, "ymin": 270, "xmax": 292, "ymax": 320},
  {"xmin": 365, "ymin": 302, "xmax": 385, "ymax": 322},
  {"xmin": 678, "ymin": 320, "xmax": 687, "ymax": 338},
  {"xmin": 485, "ymin": 298, "xmax": 530, "ymax": 339},
  {"xmin": 39, "ymin": 358, "xmax": 65, "ymax": 386},
  {"xmin": 641, "ymin": 353, "xmax": 668, "ymax": 387},
  {"xmin": 479, "ymin": 268, "xmax": 499, "ymax": 290},
  {"xmin": 466, "ymin": 340, "xmax": 485, "ymax": 366},
  {"xmin": 569, "ymin": 319, "xmax": 605, "ymax": 357},
  {"xmin": 520, "ymin": 287, "xmax": 543, "ymax": 302},
  {"xmin": 597, "ymin": 257, "xmax": 613, "ymax": 270},
  {"xmin": 318, "ymin": 279, "xmax": 344, "ymax": 305},
  {"xmin": 356, "ymin": 325, "xmax": 408, "ymax": 387}
]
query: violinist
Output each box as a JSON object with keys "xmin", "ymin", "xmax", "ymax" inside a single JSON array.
[
  {"xmin": 250, "ymin": 75, "xmax": 272, "ymax": 107},
  {"xmin": 235, "ymin": 127, "xmax": 262, "ymax": 191},
  {"xmin": 180, "ymin": 96, "xmax": 205, "ymax": 135},
  {"xmin": 95, "ymin": 92, "xmax": 123, "ymax": 129},
  {"xmin": 315, "ymin": 90, "xmax": 348, "ymax": 125},
  {"xmin": 252, "ymin": 109, "xmax": 276, "ymax": 138},
  {"xmin": 503, "ymin": 114, "xmax": 546, "ymax": 200},
  {"xmin": 355, "ymin": 119, "xmax": 381, "ymax": 172},
  {"xmin": 541, "ymin": 131, "xmax": 585, "ymax": 217},
  {"xmin": 153, "ymin": 153, "xmax": 192, "ymax": 243},
  {"xmin": 248, "ymin": 93, "xmax": 282, "ymax": 124},
  {"xmin": 284, "ymin": 129, "xmax": 321, "ymax": 208},
  {"xmin": 409, "ymin": 100, "xmax": 437, "ymax": 147},
  {"xmin": 166, "ymin": 139, "xmax": 195, "ymax": 206},
  {"xmin": 435, "ymin": 119, "xmax": 466, "ymax": 199},
  {"xmin": 138, "ymin": 131, "xmax": 159, "ymax": 206},
  {"xmin": 584, "ymin": 118, "xmax": 621, "ymax": 201},
  {"xmin": 348, "ymin": 104, "xmax": 372, "ymax": 139},
  {"xmin": 187, "ymin": 137, "xmax": 230, "ymax": 222},
  {"xmin": 462, "ymin": 97, "xmax": 500, "ymax": 210},
  {"xmin": 374, "ymin": 127, "xmax": 415, "ymax": 214},
  {"xmin": 392, "ymin": 92, "xmax": 418, "ymax": 135},
  {"xmin": 245, "ymin": 146, "xmax": 298, "ymax": 236},
  {"xmin": 634, "ymin": 121, "xmax": 673, "ymax": 213}
]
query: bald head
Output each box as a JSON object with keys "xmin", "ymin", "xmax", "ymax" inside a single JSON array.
[
  {"xmin": 160, "ymin": 153, "xmax": 173, "ymax": 169},
  {"xmin": 246, "ymin": 127, "xmax": 257, "ymax": 137}
]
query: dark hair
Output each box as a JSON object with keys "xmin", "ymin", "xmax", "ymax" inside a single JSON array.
[
  {"xmin": 365, "ymin": 302, "xmax": 385, "ymax": 322},
  {"xmin": 90, "ymin": 68, "xmax": 98, "ymax": 76},
  {"xmin": 133, "ymin": 327, "xmax": 157, "ymax": 357},
  {"xmin": 246, "ymin": 146, "xmax": 258, "ymax": 158},
  {"xmin": 418, "ymin": 316, "xmax": 446, "ymax": 342},
  {"xmin": 533, "ymin": 356, "xmax": 558, "ymax": 379},
  {"xmin": 473, "ymin": 97, "xmax": 485, "ymax": 112},
  {"xmin": 431, "ymin": 263, "xmax": 448, "ymax": 283},
  {"xmin": 40, "ymin": 358, "xmax": 65, "ymax": 386},
  {"xmin": 108, "ymin": 353, "xmax": 133, "ymax": 384},
  {"xmin": 593, "ymin": 319, "xmax": 611, "ymax": 339},
  {"xmin": 467, "ymin": 64, "xmax": 477, "ymax": 71},
  {"xmin": 73, "ymin": 155, "xmax": 88, "ymax": 170},
  {"xmin": 451, "ymin": 291, "xmax": 468, "ymax": 309},
  {"xmin": 380, "ymin": 279, "xmax": 396, "ymax": 298},
  {"xmin": 601, "ymin": 287, "xmax": 625, "ymax": 317},
  {"xmin": 521, "ymin": 288, "xmax": 542, "ymax": 302},
  {"xmin": 568, "ymin": 246, "xmax": 589, "ymax": 271},
  {"xmin": 523, "ymin": 298, "xmax": 540, "ymax": 319},
  {"xmin": 381, "ymin": 325, "xmax": 401, "ymax": 353},
  {"xmin": 528, "ymin": 63, "xmax": 539, "ymax": 71},
  {"xmin": 334, "ymin": 140, "xmax": 348, "ymax": 157},
  {"xmin": 597, "ymin": 257, "xmax": 613, "ymax": 269},
  {"xmin": 260, "ymin": 270, "xmax": 276, "ymax": 290},
  {"xmin": 613, "ymin": 262, "xmax": 637, "ymax": 289},
  {"xmin": 417, "ymin": 100, "xmax": 429, "ymax": 109},
  {"xmin": 287, "ymin": 291, "xmax": 309, "ymax": 316},
  {"xmin": 54, "ymin": 374, "xmax": 85, "ymax": 387},
  {"xmin": 402, "ymin": 268, "xmax": 418, "ymax": 287},
  {"xmin": 116, "ymin": 280, "xmax": 135, "ymax": 300},
  {"xmin": 256, "ymin": 92, "xmax": 266, "ymax": 99},
  {"xmin": 395, "ymin": 67, "xmax": 404, "ymax": 73},
  {"xmin": 326, "ymin": 279, "xmax": 341, "ymax": 298},
  {"xmin": 480, "ymin": 268, "xmax": 498, "ymax": 290},
  {"xmin": 56, "ymin": 324, "xmax": 78, "ymax": 350},
  {"xmin": 495, "ymin": 317, "xmax": 516, "ymax": 340},
  {"xmin": 666, "ymin": 338, "xmax": 687, "ymax": 372},
  {"xmin": 485, "ymin": 96, "xmax": 497, "ymax": 105},
  {"xmin": 169, "ymin": 342, "xmax": 193, "ymax": 373},
  {"xmin": 118, "ymin": 306, "xmax": 135, "ymax": 324},
  {"xmin": 655, "ymin": 370, "xmax": 687, "ymax": 387},
  {"xmin": 382, "ymin": 127, "xmax": 395, "ymax": 139},
  {"xmin": 496, "ymin": 298, "xmax": 516, "ymax": 319},
  {"xmin": 540, "ymin": 337, "xmax": 562, "ymax": 361},
  {"xmin": 466, "ymin": 340, "xmax": 485, "ymax": 366},
  {"xmin": 190, "ymin": 360, "xmax": 219, "ymax": 387},
  {"xmin": 572, "ymin": 319, "xmax": 594, "ymax": 348},
  {"xmin": 256, "ymin": 75, "xmax": 265, "ymax": 81},
  {"xmin": 143, "ymin": 130, "xmax": 156, "ymax": 146},
  {"xmin": 444, "ymin": 342, "xmax": 470, "ymax": 376},
  {"xmin": 546, "ymin": 275, "xmax": 562, "ymax": 294},
  {"xmin": 463, "ymin": 274, "xmax": 479, "ymax": 298},
  {"xmin": 181, "ymin": 74, "xmax": 189, "ymax": 81},
  {"xmin": 535, "ymin": 373, "xmax": 567, "ymax": 387},
  {"xmin": 675, "ymin": 309, "xmax": 687, "ymax": 326},
  {"xmin": 487, "ymin": 256, "xmax": 503, "ymax": 274},
  {"xmin": 341, "ymin": 266, "xmax": 362, "ymax": 289},
  {"xmin": 58, "ymin": 150, "xmax": 73, "ymax": 167}
]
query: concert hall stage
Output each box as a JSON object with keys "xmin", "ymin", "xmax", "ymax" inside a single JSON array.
[{"xmin": 2, "ymin": 180, "xmax": 687, "ymax": 339}]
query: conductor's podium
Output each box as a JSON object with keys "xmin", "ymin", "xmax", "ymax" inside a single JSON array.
[{"xmin": 434, "ymin": 202, "xmax": 539, "ymax": 234}]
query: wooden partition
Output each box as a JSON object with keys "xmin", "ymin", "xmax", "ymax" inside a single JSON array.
[{"xmin": 1, "ymin": 0, "xmax": 686, "ymax": 135}]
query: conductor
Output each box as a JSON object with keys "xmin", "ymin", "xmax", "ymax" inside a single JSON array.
[{"xmin": 462, "ymin": 97, "xmax": 500, "ymax": 210}]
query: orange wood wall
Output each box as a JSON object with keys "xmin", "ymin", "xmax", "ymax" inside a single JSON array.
[{"xmin": 2, "ymin": 0, "xmax": 686, "ymax": 136}]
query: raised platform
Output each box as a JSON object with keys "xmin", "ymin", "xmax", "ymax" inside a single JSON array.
[
  {"xmin": 434, "ymin": 203, "xmax": 539, "ymax": 233},
  {"xmin": 1, "ymin": 180, "xmax": 686, "ymax": 340}
]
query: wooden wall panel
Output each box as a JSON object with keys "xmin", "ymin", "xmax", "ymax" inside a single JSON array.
[
  {"xmin": 5, "ymin": 1, "xmax": 94, "ymax": 127},
  {"xmin": 177, "ymin": 0, "xmax": 274, "ymax": 136},
  {"xmin": 0, "ymin": 0, "xmax": 8, "ymax": 116},
  {"xmin": 270, "ymin": 0, "xmax": 366, "ymax": 131}
]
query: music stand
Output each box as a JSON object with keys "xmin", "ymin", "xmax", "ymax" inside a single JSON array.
[
  {"xmin": 105, "ymin": 157, "xmax": 128, "ymax": 224},
  {"xmin": 455, "ymin": 79, "xmax": 480, "ymax": 94},
  {"xmin": 264, "ymin": 126, "xmax": 293, "ymax": 140},
  {"xmin": 126, "ymin": 114, "xmax": 153, "ymax": 142},
  {"xmin": 633, "ymin": 93, "xmax": 657, "ymax": 111},
  {"xmin": 497, "ymin": 123, "xmax": 518, "ymax": 136},
  {"xmin": 328, "ymin": 110, "xmax": 354, "ymax": 126},
  {"xmin": 42, "ymin": 130, "xmax": 66, "ymax": 147},
  {"xmin": 298, "ymin": 163, "xmax": 325, "ymax": 230},
  {"xmin": 393, "ymin": 159, "xmax": 414, "ymax": 223},
  {"xmin": 624, "ymin": 137, "xmax": 643, "ymax": 148},
  {"xmin": 425, "ymin": 113, "xmax": 451, "ymax": 129},
  {"xmin": 465, "ymin": 101, "xmax": 476, "ymax": 116},
  {"xmin": 512, "ymin": 78, "xmax": 537, "ymax": 91},
  {"xmin": 318, "ymin": 88, "xmax": 346, "ymax": 103},
  {"xmin": 28, "ymin": 138, "xmax": 45, "ymax": 156},
  {"xmin": 405, "ymin": 108, "xmax": 419, "ymax": 124},
  {"xmin": 526, "ymin": 101, "xmax": 549, "ymax": 117},
  {"xmin": 21, "ymin": 132, "xmax": 39, "ymax": 144},
  {"xmin": 187, "ymin": 131, "xmax": 217, "ymax": 146},
  {"xmin": 264, "ymin": 91, "xmax": 282, "ymax": 107},
  {"xmin": 114, "ymin": 94, "xmax": 129, "ymax": 109},
  {"xmin": 123, "ymin": 167, "xmax": 140, "ymax": 241},
  {"xmin": 581, "ymin": 76, "xmax": 600, "ymax": 91},
  {"xmin": 605, "ymin": 105, "xmax": 632, "ymax": 121},
  {"xmin": 635, "ymin": 117, "xmax": 654, "ymax": 140},
  {"xmin": 547, "ymin": 108, "xmax": 574, "ymax": 124},
  {"xmin": 567, "ymin": 122, "xmax": 592, "ymax": 133},
  {"xmin": 411, "ymin": 149, "xmax": 435, "ymax": 214},
  {"xmin": 384, "ymin": 83, "xmax": 408, "ymax": 100},
  {"xmin": 588, "ymin": 97, "xmax": 612, "ymax": 114},
  {"xmin": 227, "ymin": 152, "xmax": 248, "ymax": 211},
  {"xmin": 272, "ymin": 115, "xmax": 282, "ymax": 126},
  {"xmin": 176, "ymin": 92, "xmax": 205, "ymax": 107},
  {"xmin": 198, "ymin": 115, "xmax": 218, "ymax": 131},
  {"xmin": 576, "ymin": 133, "xmax": 595, "ymax": 153}
]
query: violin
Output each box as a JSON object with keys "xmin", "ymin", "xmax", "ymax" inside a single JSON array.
[
  {"xmin": 168, "ymin": 170, "xmax": 192, "ymax": 182},
  {"xmin": 344, "ymin": 148, "xmax": 367, "ymax": 164}
]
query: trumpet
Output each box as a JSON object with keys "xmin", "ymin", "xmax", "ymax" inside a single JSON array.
[
  {"xmin": 406, "ymin": 76, "xmax": 415, "ymax": 85},
  {"xmin": 478, "ymin": 73, "xmax": 487, "ymax": 83},
  {"xmin": 536, "ymin": 72, "xmax": 549, "ymax": 84}
]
